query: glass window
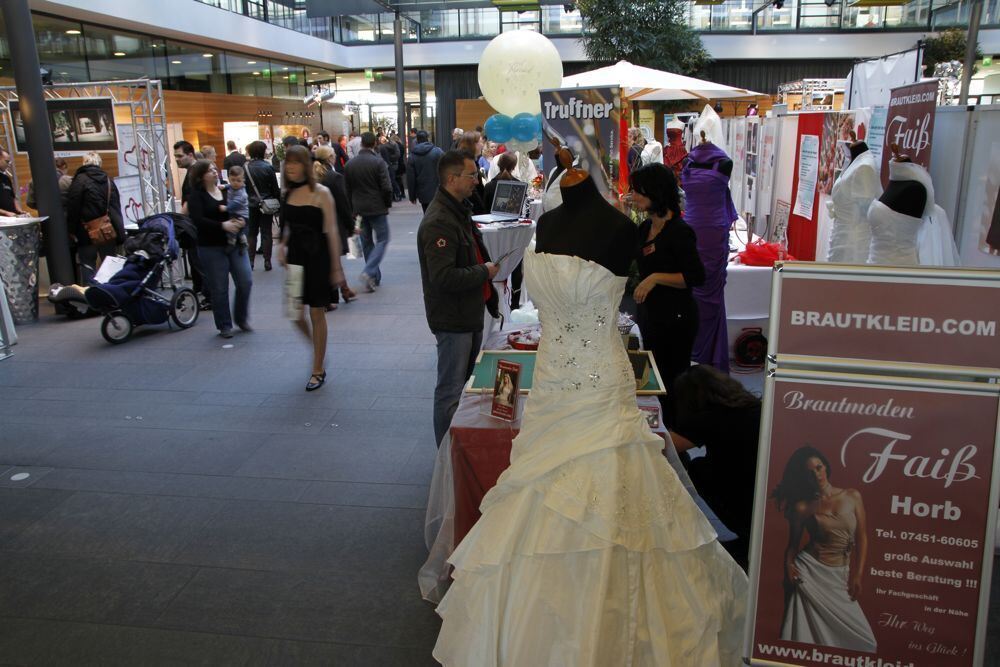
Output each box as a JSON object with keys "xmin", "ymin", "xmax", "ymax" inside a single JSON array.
[
  {"xmin": 164, "ymin": 40, "xmax": 228, "ymax": 94},
  {"xmin": 245, "ymin": 0, "xmax": 266, "ymax": 20},
  {"xmin": 842, "ymin": 6, "xmax": 885, "ymax": 28},
  {"xmin": 460, "ymin": 8, "xmax": 500, "ymax": 37},
  {"xmin": 542, "ymin": 6, "xmax": 582, "ymax": 34},
  {"xmin": 884, "ymin": 0, "xmax": 930, "ymax": 28},
  {"xmin": 798, "ymin": 0, "xmax": 842, "ymax": 28},
  {"xmin": 408, "ymin": 10, "xmax": 460, "ymax": 39},
  {"xmin": 271, "ymin": 60, "xmax": 304, "ymax": 99},
  {"xmin": 32, "ymin": 15, "xmax": 89, "ymax": 83},
  {"xmin": 756, "ymin": 0, "xmax": 797, "ymax": 30},
  {"xmin": 500, "ymin": 9, "xmax": 540, "ymax": 32},
  {"xmin": 341, "ymin": 14, "xmax": 378, "ymax": 42},
  {"xmin": 226, "ymin": 53, "xmax": 272, "ymax": 98},
  {"xmin": 83, "ymin": 25, "xmax": 166, "ymax": 83}
]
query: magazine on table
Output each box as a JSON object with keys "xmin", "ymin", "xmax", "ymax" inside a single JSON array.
[{"xmin": 490, "ymin": 359, "xmax": 521, "ymax": 421}]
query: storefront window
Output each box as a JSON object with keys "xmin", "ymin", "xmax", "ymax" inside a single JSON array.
[
  {"xmin": 84, "ymin": 25, "xmax": 166, "ymax": 83},
  {"xmin": 271, "ymin": 60, "xmax": 305, "ymax": 100},
  {"xmin": 500, "ymin": 10, "xmax": 540, "ymax": 32},
  {"xmin": 32, "ymin": 15, "xmax": 89, "ymax": 83},
  {"xmin": 798, "ymin": 0, "xmax": 842, "ymax": 28},
  {"xmin": 842, "ymin": 6, "xmax": 885, "ymax": 29},
  {"xmin": 164, "ymin": 40, "xmax": 228, "ymax": 94},
  {"xmin": 407, "ymin": 10, "xmax": 460, "ymax": 40}
]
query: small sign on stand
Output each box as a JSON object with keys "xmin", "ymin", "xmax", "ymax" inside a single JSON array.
[{"xmin": 490, "ymin": 359, "xmax": 522, "ymax": 422}]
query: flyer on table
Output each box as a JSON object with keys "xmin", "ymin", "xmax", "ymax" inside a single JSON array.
[{"xmin": 748, "ymin": 376, "xmax": 998, "ymax": 667}]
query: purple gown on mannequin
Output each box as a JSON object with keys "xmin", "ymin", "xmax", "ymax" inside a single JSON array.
[{"xmin": 681, "ymin": 142, "xmax": 737, "ymax": 373}]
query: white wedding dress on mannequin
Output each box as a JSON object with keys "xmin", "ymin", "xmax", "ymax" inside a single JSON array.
[
  {"xmin": 866, "ymin": 160, "xmax": 960, "ymax": 267},
  {"xmin": 826, "ymin": 150, "xmax": 881, "ymax": 263},
  {"xmin": 433, "ymin": 250, "xmax": 748, "ymax": 666}
]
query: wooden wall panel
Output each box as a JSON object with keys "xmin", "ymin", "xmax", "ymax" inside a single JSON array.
[{"xmin": 455, "ymin": 99, "xmax": 497, "ymax": 137}]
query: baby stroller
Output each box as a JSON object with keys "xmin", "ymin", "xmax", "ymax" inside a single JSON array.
[{"xmin": 85, "ymin": 213, "xmax": 200, "ymax": 344}]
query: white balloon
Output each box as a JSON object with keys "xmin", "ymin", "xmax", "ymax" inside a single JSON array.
[
  {"xmin": 478, "ymin": 31, "xmax": 563, "ymax": 117},
  {"xmin": 505, "ymin": 138, "xmax": 540, "ymax": 154}
]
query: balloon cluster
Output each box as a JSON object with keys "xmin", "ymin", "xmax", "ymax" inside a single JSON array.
[{"xmin": 477, "ymin": 31, "xmax": 563, "ymax": 154}]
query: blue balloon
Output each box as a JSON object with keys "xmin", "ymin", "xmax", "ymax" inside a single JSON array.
[
  {"xmin": 511, "ymin": 112, "xmax": 537, "ymax": 143},
  {"xmin": 484, "ymin": 114, "xmax": 512, "ymax": 144},
  {"xmin": 534, "ymin": 113, "xmax": 544, "ymax": 142}
]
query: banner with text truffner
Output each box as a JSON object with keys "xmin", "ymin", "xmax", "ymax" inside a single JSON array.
[
  {"xmin": 771, "ymin": 264, "xmax": 1000, "ymax": 371},
  {"xmin": 746, "ymin": 372, "xmax": 1000, "ymax": 667},
  {"xmin": 880, "ymin": 81, "xmax": 937, "ymax": 190}
]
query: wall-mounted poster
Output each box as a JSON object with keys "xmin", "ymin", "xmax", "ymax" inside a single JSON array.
[
  {"xmin": 541, "ymin": 86, "xmax": 621, "ymax": 202},
  {"xmin": 10, "ymin": 98, "xmax": 117, "ymax": 153},
  {"xmin": 115, "ymin": 175, "xmax": 144, "ymax": 230}
]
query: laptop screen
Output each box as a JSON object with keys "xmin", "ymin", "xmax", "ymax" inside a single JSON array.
[{"xmin": 491, "ymin": 180, "xmax": 527, "ymax": 216}]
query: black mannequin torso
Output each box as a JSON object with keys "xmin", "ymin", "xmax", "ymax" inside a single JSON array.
[
  {"xmin": 849, "ymin": 141, "xmax": 869, "ymax": 161},
  {"xmin": 535, "ymin": 175, "xmax": 637, "ymax": 277},
  {"xmin": 687, "ymin": 155, "xmax": 734, "ymax": 178},
  {"xmin": 879, "ymin": 179, "xmax": 926, "ymax": 218}
]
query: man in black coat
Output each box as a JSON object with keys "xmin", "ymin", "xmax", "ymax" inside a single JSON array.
[
  {"xmin": 244, "ymin": 140, "xmax": 281, "ymax": 271},
  {"xmin": 344, "ymin": 132, "xmax": 393, "ymax": 291},
  {"xmin": 407, "ymin": 130, "xmax": 444, "ymax": 212},
  {"xmin": 65, "ymin": 153, "xmax": 124, "ymax": 284},
  {"xmin": 223, "ymin": 140, "xmax": 246, "ymax": 171},
  {"xmin": 378, "ymin": 135, "xmax": 402, "ymax": 201},
  {"xmin": 417, "ymin": 150, "xmax": 500, "ymax": 447}
]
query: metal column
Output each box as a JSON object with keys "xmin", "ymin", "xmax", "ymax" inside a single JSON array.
[
  {"xmin": 394, "ymin": 12, "xmax": 406, "ymax": 141},
  {"xmin": 959, "ymin": 0, "xmax": 984, "ymax": 106},
  {"xmin": 0, "ymin": 0, "xmax": 75, "ymax": 286}
]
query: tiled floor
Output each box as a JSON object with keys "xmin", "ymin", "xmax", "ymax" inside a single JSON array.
[
  {"xmin": 0, "ymin": 201, "xmax": 442, "ymax": 665},
  {"xmin": 2, "ymin": 200, "xmax": 999, "ymax": 666}
]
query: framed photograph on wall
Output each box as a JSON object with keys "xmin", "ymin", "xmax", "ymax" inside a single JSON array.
[{"xmin": 9, "ymin": 97, "xmax": 118, "ymax": 153}]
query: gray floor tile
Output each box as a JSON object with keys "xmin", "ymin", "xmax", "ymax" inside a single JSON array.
[
  {"xmin": 38, "ymin": 427, "xmax": 267, "ymax": 475},
  {"xmin": 155, "ymin": 567, "xmax": 440, "ymax": 647},
  {"xmin": 0, "ymin": 617, "xmax": 276, "ymax": 667},
  {"xmin": 298, "ymin": 481, "xmax": 429, "ymax": 509},
  {"xmin": 0, "ymin": 552, "xmax": 197, "ymax": 626},
  {"xmin": 263, "ymin": 640, "xmax": 438, "ymax": 667},
  {"xmin": 235, "ymin": 433, "xmax": 419, "ymax": 483},
  {"xmin": 0, "ymin": 466, "xmax": 54, "ymax": 487},
  {"xmin": 8, "ymin": 491, "xmax": 225, "ymax": 562},
  {"xmin": 0, "ymin": 422, "xmax": 97, "ymax": 466},
  {"xmin": 173, "ymin": 499, "xmax": 426, "ymax": 574},
  {"xmin": 0, "ymin": 487, "xmax": 74, "ymax": 545}
]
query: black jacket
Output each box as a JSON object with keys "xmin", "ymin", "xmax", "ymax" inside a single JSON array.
[
  {"xmin": 320, "ymin": 169, "xmax": 355, "ymax": 256},
  {"xmin": 223, "ymin": 151, "xmax": 247, "ymax": 171},
  {"xmin": 344, "ymin": 148, "xmax": 393, "ymax": 216},
  {"xmin": 406, "ymin": 141, "xmax": 444, "ymax": 205},
  {"xmin": 378, "ymin": 141, "xmax": 400, "ymax": 172},
  {"xmin": 188, "ymin": 188, "xmax": 230, "ymax": 247},
  {"xmin": 333, "ymin": 143, "xmax": 349, "ymax": 174},
  {"xmin": 66, "ymin": 165, "xmax": 124, "ymax": 246},
  {"xmin": 417, "ymin": 188, "xmax": 499, "ymax": 333},
  {"xmin": 244, "ymin": 158, "xmax": 280, "ymax": 210}
]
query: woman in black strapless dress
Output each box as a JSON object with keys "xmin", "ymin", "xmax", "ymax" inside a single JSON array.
[{"xmin": 278, "ymin": 145, "xmax": 348, "ymax": 391}]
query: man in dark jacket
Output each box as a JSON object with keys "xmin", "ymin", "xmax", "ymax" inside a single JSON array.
[
  {"xmin": 65, "ymin": 152, "xmax": 124, "ymax": 284},
  {"xmin": 377, "ymin": 135, "xmax": 402, "ymax": 202},
  {"xmin": 244, "ymin": 140, "xmax": 281, "ymax": 271},
  {"xmin": 407, "ymin": 130, "xmax": 444, "ymax": 212},
  {"xmin": 345, "ymin": 132, "xmax": 393, "ymax": 291},
  {"xmin": 223, "ymin": 140, "xmax": 246, "ymax": 171},
  {"xmin": 417, "ymin": 150, "xmax": 500, "ymax": 447}
]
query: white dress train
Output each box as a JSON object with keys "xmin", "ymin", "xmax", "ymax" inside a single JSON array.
[{"xmin": 432, "ymin": 251, "xmax": 748, "ymax": 666}]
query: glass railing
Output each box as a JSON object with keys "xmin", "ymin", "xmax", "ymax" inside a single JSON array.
[{"xmin": 195, "ymin": 0, "xmax": 997, "ymax": 40}]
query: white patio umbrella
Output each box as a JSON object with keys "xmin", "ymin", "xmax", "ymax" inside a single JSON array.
[{"xmin": 561, "ymin": 60, "xmax": 764, "ymax": 101}]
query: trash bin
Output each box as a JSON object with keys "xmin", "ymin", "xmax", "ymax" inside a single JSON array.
[{"xmin": 0, "ymin": 216, "xmax": 45, "ymax": 324}]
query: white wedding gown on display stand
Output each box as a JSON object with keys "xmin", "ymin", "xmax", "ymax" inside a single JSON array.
[
  {"xmin": 826, "ymin": 150, "xmax": 881, "ymax": 263},
  {"xmin": 866, "ymin": 160, "xmax": 960, "ymax": 267},
  {"xmin": 433, "ymin": 251, "xmax": 748, "ymax": 667}
]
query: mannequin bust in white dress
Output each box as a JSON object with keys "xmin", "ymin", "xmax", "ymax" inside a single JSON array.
[{"xmin": 826, "ymin": 140, "xmax": 882, "ymax": 263}]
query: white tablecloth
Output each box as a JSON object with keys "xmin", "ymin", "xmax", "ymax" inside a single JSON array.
[
  {"xmin": 479, "ymin": 221, "xmax": 536, "ymax": 325},
  {"xmin": 725, "ymin": 263, "xmax": 773, "ymax": 320}
]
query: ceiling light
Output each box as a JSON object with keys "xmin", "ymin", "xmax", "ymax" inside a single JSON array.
[
  {"xmin": 312, "ymin": 72, "xmax": 320, "ymax": 75},
  {"xmin": 172, "ymin": 60, "xmax": 182, "ymax": 64},
  {"xmin": 114, "ymin": 52, "xmax": 126, "ymax": 57},
  {"xmin": 247, "ymin": 61, "xmax": 257, "ymax": 64},
  {"xmin": 282, "ymin": 67, "xmax": 289, "ymax": 70},
  {"xmin": 253, "ymin": 71, "xmax": 261, "ymax": 76},
  {"xmin": 203, "ymin": 53, "xmax": 213, "ymax": 58},
  {"xmin": 65, "ymin": 29, "xmax": 81, "ymax": 35}
]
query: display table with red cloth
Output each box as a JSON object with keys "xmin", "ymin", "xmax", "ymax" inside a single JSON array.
[{"xmin": 418, "ymin": 391, "xmax": 736, "ymax": 603}]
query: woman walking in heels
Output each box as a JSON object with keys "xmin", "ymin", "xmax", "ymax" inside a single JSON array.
[{"xmin": 277, "ymin": 145, "xmax": 349, "ymax": 391}]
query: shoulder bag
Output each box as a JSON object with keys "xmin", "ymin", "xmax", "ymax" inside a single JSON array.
[
  {"xmin": 84, "ymin": 180, "xmax": 117, "ymax": 245},
  {"xmin": 246, "ymin": 162, "xmax": 281, "ymax": 215}
]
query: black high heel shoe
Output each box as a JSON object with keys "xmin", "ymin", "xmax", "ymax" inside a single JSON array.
[{"xmin": 306, "ymin": 371, "xmax": 326, "ymax": 391}]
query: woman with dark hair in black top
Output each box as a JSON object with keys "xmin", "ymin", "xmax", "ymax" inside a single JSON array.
[
  {"xmin": 187, "ymin": 159, "xmax": 252, "ymax": 338},
  {"xmin": 629, "ymin": 163, "xmax": 705, "ymax": 419}
]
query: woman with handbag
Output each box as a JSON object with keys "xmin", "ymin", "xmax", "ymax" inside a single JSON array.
[
  {"xmin": 66, "ymin": 152, "xmax": 125, "ymax": 284},
  {"xmin": 244, "ymin": 140, "xmax": 281, "ymax": 271},
  {"xmin": 187, "ymin": 159, "xmax": 253, "ymax": 339}
]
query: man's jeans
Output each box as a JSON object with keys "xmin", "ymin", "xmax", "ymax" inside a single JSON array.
[
  {"xmin": 200, "ymin": 245, "xmax": 253, "ymax": 331},
  {"xmin": 359, "ymin": 214, "xmax": 389, "ymax": 285},
  {"xmin": 433, "ymin": 330, "xmax": 483, "ymax": 447}
]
